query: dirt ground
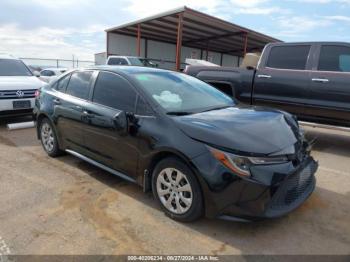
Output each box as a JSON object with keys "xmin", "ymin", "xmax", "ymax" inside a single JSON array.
[{"xmin": 0, "ymin": 116, "xmax": 349, "ymax": 255}]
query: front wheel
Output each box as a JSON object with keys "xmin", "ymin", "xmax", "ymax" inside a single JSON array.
[
  {"xmin": 152, "ymin": 157, "xmax": 204, "ymax": 222},
  {"xmin": 39, "ymin": 118, "xmax": 63, "ymax": 157}
]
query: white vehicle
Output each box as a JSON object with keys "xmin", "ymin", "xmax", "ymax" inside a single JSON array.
[
  {"xmin": 39, "ymin": 67, "xmax": 68, "ymax": 83},
  {"xmin": 0, "ymin": 54, "xmax": 45, "ymax": 117},
  {"xmin": 106, "ymin": 56, "xmax": 144, "ymax": 66}
]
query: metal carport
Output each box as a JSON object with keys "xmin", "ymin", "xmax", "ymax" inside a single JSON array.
[{"xmin": 106, "ymin": 6, "xmax": 281, "ymax": 71}]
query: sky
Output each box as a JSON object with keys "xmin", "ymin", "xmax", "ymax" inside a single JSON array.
[{"xmin": 1, "ymin": 0, "xmax": 350, "ymax": 61}]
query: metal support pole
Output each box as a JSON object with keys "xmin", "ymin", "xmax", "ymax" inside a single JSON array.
[
  {"xmin": 243, "ymin": 33, "xmax": 248, "ymax": 57},
  {"xmin": 106, "ymin": 32, "xmax": 110, "ymax": 57},
  {"xmin": 206, "ymin": 41, "xmax": 209, "ymax": 61},
  {"xmin": 175, "ymin": 13, "xmax": 183, "ymax": 71},
  {"xmin": 137, "ymin": 24, "xmax": 141, "ymax": 57},
  {"xmin": 220, "ymin": 53, "xmax": 223, "ymax": 66},
  {"xmin": 145, "ymin": 38, "xmax": 148, "ymax": 58}
]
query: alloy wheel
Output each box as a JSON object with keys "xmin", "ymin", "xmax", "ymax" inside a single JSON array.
[
  {"xmin": 41, "ymin": 122, "xmax": 55, "ymax": 153},
  {"xmin": 156, "ymin": 168, "xmax": 193, "ymax": 214}
]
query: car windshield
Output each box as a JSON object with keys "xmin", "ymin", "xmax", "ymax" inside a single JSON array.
[
  {"xmin": 0, "ymin": 59, "xmax": 33, "ymax": 76},
  {"xmin": 128, "ymin": 57, "xmax": 144, "ymax": 66},
  {"xmin": 132, "ymin": 71, "xmax": 234, "ymax": 114}
]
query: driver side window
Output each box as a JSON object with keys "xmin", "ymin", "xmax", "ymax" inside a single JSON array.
[
  {"xmin": 136, "ymin": 95, "xmax": 153, "ymax": 116},
  {"xmin": 92, "ymin": 71, "xmax": 137, "ymax": 112}
]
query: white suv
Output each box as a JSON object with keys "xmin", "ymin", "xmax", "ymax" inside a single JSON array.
[{"xmin": 0, "ymin": 54, "xmax": 45, "ymax": 117}]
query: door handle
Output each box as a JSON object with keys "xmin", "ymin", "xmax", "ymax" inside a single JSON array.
[
  {"xmin": 83, "ymin": 110, "xmax": 95, "ymax": 118},
  {"xmin": 53, "ymin": 98, "xmax": 61, "ymax": 105},
  {"xmin": 257, "ymin": 74, "xmax": 272, "ymax": 79},
  {"xmin": 312, "ymin": 78, "xmax": 329, "ymax": 83}
]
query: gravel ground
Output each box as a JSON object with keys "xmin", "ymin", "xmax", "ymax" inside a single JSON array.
[{"xmin": 0, "ymin": 116, "xmax": 349, "ymax": 255}]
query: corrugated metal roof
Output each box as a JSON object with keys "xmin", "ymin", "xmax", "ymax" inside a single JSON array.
[{"xmin": 106, "ymin": 6, "xmax": 281, "ymax": 56}]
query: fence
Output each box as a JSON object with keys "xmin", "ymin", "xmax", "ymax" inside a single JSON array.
[{"xmin": 20, "ymin": 57, "xmax": 95, "ymax": 70}]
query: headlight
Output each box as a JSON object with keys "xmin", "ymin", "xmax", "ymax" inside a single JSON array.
[
  {"xmin": 208, "ymin": 147, "xmax": 288, "ymax": 178},
  {"xmin": 248, "ymin": 156, "xmax": 289, "ymax": 164}
]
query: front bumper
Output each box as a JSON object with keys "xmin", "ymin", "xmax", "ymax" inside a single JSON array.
[
  {"xmin": 0, "ymin": 98, "xmax": 35, "ymax": 117},
  {"xmin": 264, "ymin": 158, "xmax": 317, "ymax": 218},
  {"xmin": 192, "ymin": 153, "xmax": 318, "ymax": 221}
]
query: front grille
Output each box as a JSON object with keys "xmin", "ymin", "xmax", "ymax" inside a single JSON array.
[
  {"xmin": 0, "ymin": 109, "xmax": 33, "ymax": 117},
  {"xmin": 0, "ymin": 89, "xmax": 36, "ymax": 100},
  {"xmin": 266, "ymin": 159, "xmax": 317, "ymax": 217}
]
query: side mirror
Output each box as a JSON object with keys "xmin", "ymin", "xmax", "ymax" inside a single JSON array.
[
  {"xmin": 113, "ymin": 111, "xmax": 128, "ymax": 135},
  {"xmin": 33, "ymin": 71, "xmax": 40, "ymax": 77}
]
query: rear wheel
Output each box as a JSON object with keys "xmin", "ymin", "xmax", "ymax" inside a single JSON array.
[
  {"xmin": 40, "ymin": 118, "xmax": 62, "ymax": 157},
  {"xmin": 152, "ymin": 157, "xmax": 204, "ymax": 222}
]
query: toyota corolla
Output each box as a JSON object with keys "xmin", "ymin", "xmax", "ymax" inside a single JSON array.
[{"xmin": 34, "ymin": 66, "xmax": 317, "ymax": 222}]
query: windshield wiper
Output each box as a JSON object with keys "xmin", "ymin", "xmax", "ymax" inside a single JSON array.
[
  {"xmin": 201, "ymin": 105, "xmax": 231, "ymax": 113},
  {"xmin": 166, "ymin": 111, "xmax": 193, "ymax": 116}
]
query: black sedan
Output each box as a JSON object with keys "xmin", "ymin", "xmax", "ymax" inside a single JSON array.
[{"xmin": 34, "ymin": 66, "xmax": 317, "ymax": 222}]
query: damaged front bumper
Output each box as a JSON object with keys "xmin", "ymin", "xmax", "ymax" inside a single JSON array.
[{"xmin": 192, "ymin": 149, "xmax": 318, "ymax": 221}]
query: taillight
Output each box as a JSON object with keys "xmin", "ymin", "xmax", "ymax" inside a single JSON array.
[{"xmin": 35, "ymin": 89, "xmax": 41, "ymax": 98}]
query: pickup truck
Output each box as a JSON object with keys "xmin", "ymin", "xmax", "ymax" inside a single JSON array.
[{"xmin": 185, "ymin": 42, "xmax": 350, "ymax": 127}]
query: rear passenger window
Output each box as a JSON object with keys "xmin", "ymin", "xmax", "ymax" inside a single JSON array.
[
  {"xmin": 266, "ymin": 45, "xmax": 311, "ymax": 70},
  {"xmin": 93, "ymin": 72, "xmax": 136, "ymax": 112},
  {"xmin": 56, "ymin": 74, "xmax": 71, "ymax": 92},
  {"xmin": 66, "ymin": 71, "xmax": 93, "ymax": 100},
  {"xmin": 318, "ymin": 45, "xmax": 350, "ymax": 72}
]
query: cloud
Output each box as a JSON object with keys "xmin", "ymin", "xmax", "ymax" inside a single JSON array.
[
  {"xmin": 228, "ymin": 0, "xmax": 289, "ymax": 15},
  {"xmin": 233, "ymin": 7, "xmax": 285, "ymax": 15},
  {"xmin": 272, "ymin": 16, "xmax": 332, "ymax": 38},
  {"xmin": 1, "ymin": 0, "xmax": 349, "ymax": 60},
  {"xmin": 123, "ymin": 0, "xmax": 220, "ymax": 17},
  {"xmin": 297, "ymin": 0, "xmax": 350, "ymax": 3},
  {"xmin": 323, "ymin": 15, "xmax": 350, "ymax": 22},
  {"xmin": 229, "ymin": 0, "xmax": 269, "ymax": 8},
  {"xmin": 123, "ymin": 0, "xmax": 285, "ymax": 18},
  {"xmin": 0, "ymin": 24, "xmax": 106, "ymax": 60},
  {"xmin": 30, "ymin": 0, "xmax": 88, "ymax": 8}
]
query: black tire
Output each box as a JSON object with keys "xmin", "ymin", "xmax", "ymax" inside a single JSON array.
[
  {"xmin": 39, "ymin": 118, "xmax": 63, "ymax": 157},
  {"xmin": 152, "ymin": 157, "xmax": 204, "ymax": 222}
]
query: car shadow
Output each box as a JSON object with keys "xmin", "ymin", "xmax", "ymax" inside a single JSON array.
[
  {"xmin": 54, "ymin": 153, "xmax": 350, "ymax": 255},
  {"xmin": 304, "ymin": 127, "xmax": 350, "ymax": 158},
  {"xmin": 1, "ymin": 120, "xmax": 348, "ymax": 253},
  {"xmin": 0, "ymin": 116, "xmax": 38, "ymax": 148},
  {"xmin": 0, "ymin": 115, "xmax": 34, "ymax": 126}
]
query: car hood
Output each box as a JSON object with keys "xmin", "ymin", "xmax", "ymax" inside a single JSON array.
[
  {"xmin": 172, "ymin": 106, "xmax": 299, "ymax": 155},
  {"xmin": 0, "ymin": 76, "xmax": 45, "ymax": 90}
]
